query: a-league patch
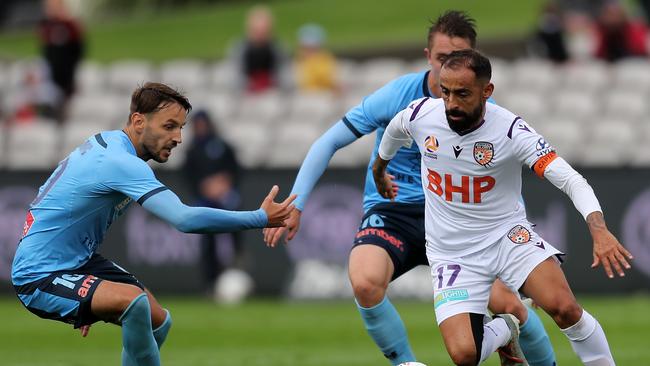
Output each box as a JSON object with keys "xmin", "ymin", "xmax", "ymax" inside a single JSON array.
[
  {"xmin": 473, "ymin": 141, "xmax": 494, "ymax": 167},
  {"xmin": 507, "ymin": 225, "xmax": 531, "ymax": 244},
  {"xmin": 434, "ymin": 288, "xmax": 469, "ymax": 309}
]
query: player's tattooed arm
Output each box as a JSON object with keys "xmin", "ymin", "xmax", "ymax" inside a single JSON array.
[
  {"xmin": 372, "ymin": 156, "xmax": 398, "ymax": 200},
  {"xmin": 586, "ymin": 211, "xmax": 634, "ymax": 279}
]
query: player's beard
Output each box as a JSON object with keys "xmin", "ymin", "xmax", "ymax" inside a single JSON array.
[{"xmin": 445, "ymin": 104, "xmax": 483, "ymax": 134}]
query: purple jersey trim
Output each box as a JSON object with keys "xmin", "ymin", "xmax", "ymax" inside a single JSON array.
[{"xmin": 409, "ymin": 98, "xmax": 429, "ymax": 121}]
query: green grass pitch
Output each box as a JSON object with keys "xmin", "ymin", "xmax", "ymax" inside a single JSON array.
[{"xmin": 1, "ymin": 295, "xmax": 648, "ymax": 365}]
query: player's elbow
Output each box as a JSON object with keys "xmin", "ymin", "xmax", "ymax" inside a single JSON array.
[{"xmin": 175, "ymin": 217, "xmax": 199, "ymax": 233}]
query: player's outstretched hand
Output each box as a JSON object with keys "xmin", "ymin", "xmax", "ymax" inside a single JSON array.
[
  {"xmin": 263, "ymin": 208, "xmax": 301, "ymax": 247},
  {"xmin": 588, "ymin": 213, "xmax": 633, "ymax": 278},
  {"xmin": 260, "ymin": 185, "xmax": 297, "ymax": 228}
]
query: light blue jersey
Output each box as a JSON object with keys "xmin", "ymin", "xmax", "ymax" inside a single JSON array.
[
  {"xmin": 343, "ymin": 71, "xmax": 432, "ymax": 211},
  {"xmin": 12, "ymin": 130, "xmax": 267, "ymax": 285},
  {"xmin": 290, "ymin": 70, "xmax": 499, "ymax": 213}
]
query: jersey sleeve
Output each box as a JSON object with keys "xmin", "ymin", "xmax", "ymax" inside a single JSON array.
[
  {"xmin": 343, "ymin": 78, "xmax": 410, "ymax": 136},
  {"xmin": 510, "ymin": 118, "xmax": 558, "ymax": 178},
  {"xmin": 100, "ymin": 154, "xmax": 167, "ymax": 203}
]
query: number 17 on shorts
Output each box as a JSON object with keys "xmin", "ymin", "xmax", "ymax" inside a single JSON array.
[{"xmin": 433, "ymin": 264, "xmax": 468, "ymax": 309}]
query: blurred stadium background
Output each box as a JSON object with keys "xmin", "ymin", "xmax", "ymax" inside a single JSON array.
[{"xmin": 1, "ymin": 0, "xmax": 649, "ymax": 365}]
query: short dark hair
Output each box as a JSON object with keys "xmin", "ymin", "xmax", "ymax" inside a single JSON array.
[
  {"xmin": 428, "ymin": 10, "xmax": 477, "ymax": 48},
  {"xmin": 441, "ymin": 49, "xmax": 492, "ymax": 82},
  {"xmin": 130, "ymin": 82, "xmax": 192, "ymax": 119}
]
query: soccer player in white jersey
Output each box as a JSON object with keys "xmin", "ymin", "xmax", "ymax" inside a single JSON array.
[
  {"xmin": 373, "ymin": 49, "xmax": 633, "ymax": 365},
  {"xmin": 265, "ymin": 11, "xmax": 556, "ymax": 366}
]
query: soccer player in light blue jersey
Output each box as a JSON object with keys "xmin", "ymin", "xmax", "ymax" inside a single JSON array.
[
  {"xmin": 264, "ymin": 11, "xmax": 557, "ymax": 366},
  {"xmin": 12, "ymin": 82, "xmax": 295, "ymax": 366}
]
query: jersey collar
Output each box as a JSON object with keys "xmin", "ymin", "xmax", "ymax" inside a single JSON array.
[{"xmin": 422, "ymin": 71, "xmax": 433, "ymax": 98}]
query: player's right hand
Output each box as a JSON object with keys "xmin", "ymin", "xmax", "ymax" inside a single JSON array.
[
  {"xmin": 263, "ymin": 208, "xmax": 301, "ymax": 247},
  {"xmin": 260, "ymin": 185, "xmax": 297, "ymax": 228},
  {"xmin": 375, "ymin": 173, "xmax": 399, "ymax": 200}
]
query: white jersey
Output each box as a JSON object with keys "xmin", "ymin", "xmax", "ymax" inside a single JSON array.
[{"xmin": 389, "ymin": 97, "xmax": 558, "ymax": 256}]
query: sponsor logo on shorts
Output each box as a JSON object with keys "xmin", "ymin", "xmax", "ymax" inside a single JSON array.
[
  {"xmin": 424, "ymin": 135, "xmax": 439, "ymax": 159},
  {"xmin": 434, "ymin": 288, "xmax": 469, "ymax": 309},
  {"xmin": 355, "ymin": 228, "xmax": 404, "ymax": 252},
  {"xmin": 508, "ymin": 225, "xmax": 531, "ymax": 244},
  {"xmin": 473, "ymin": 141, "xmax": 494, "ymax": 167},
  {"xmin": 78, "ymin": 275, "xmax": 98, "ymax": 298}
]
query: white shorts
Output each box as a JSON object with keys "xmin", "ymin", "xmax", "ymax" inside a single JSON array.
[{"xmin": 427, "ymin": 223, "xmax": 562, "ymax": 325}]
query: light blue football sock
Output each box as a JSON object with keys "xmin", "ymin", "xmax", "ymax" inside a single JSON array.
[
  {"xmin": 153, "ymin": 310, "xmax": 172, "ymax": 349},
  {"xmin": 520, "ymin": 306, "xmax": 557, "ymax": 366},
  {"xmin": 357, "ymin": 296, "xmax": 415, "ymax": 365},
  {"xmin": 120, "ymin": 293, "xmax": 160, "ymax": 366}
]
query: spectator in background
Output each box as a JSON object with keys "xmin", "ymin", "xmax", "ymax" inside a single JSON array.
[
  {"xmin": 182, "ymin": 110, "xmax": 250, "ymax": 301},
  {"xmin": 229, "ymin": 5, "xmax": 288, "ymax": 93},
  {"xmin": 531, "ymin": 1, "xmax": 570, "ymax": 63},
  {"xmin": 11, "ymin": 61, "xmax": 63, "ymax": 123},
  {"xmin": 38, "ymin": 0, "xmax": 85, "ymax": 123},
  {"xmin": 294, "ymin": 23, "xmax": 340, "ymax": 92},
  {"xmin": 593, "ymin": 0, "xmax": 648, "ymax": 61}
]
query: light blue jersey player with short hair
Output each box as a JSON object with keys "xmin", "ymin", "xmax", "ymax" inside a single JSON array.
[
  {"xmin": 12, "ymin": 82, "xmax": 295, "ymax": 366},
  {"xmin": 264, "ymin": 11, "xmax": 557, "ymax": 366}
]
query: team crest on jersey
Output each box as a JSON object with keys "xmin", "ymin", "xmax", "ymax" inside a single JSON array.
[
  {"xmin": 507, "ymin": 225, "xmax": 531, "ymax": 244},
  {"xmin": 473, "ymin": 142, "xmax": 494, "ymax": 167},
  {"xmin": 424, "ymin": 135, "xmax": 439, "ymax": 159}
]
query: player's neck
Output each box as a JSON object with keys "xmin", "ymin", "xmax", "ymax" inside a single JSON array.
[
  {"xmin": 122, "ymin": 126, "xmax": 149, "ymax": 161},
  {"xmin": 427, "ymin": 72, "xmax": 441, "ymax": 98}
]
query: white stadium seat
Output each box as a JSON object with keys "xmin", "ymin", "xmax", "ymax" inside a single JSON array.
[
  {"xmin": 602, "ymin": 89, "xmax": 648, "ymax": 121},
  {"xmin": 578, "ymin": 117, "xmax": 635, "ymax": 166},
  {"xmin": 551, "ymin": 90, "xmax": 599, "ymax": 121},
  {"xmin": 159, "ymin": 59, "xmax": 207, "ymax": 91},
  {"xmin": 358, "ymin": 58, "xmax": 407, "ymax": 94},
  {"xmin": 285, "ymin": 92, "xmax": 338, "ymax": 125},
  {"xmin": 499, "ymin": 90, "xmax": 546, "ymax": 122},
  {"xmin": 67, "ymin": 93, "xmax": 127, "ymax": 126},
  {"xmin": 76, "ymin": 62, "xmax": 106, "ymax": 94},
  {"xmin": 561, "ymin": 60, "xmax": 610, "ymax": 93},
  {"xmin": 7, "ymin": 119, "xmax": 61, "ymax": 169},
  {"xmin": 107, "ymin": 60, "xmax": 155, "ymax": 93},
  {"xmin": 337, "ymin": 59, "xmax": 365, "ymax": 94},
  {"xmin": 511, "ymin": 58, "xmax": 558, "ymax": 93},
  {"xmin": 219, "ymin": 119, "xmax": 272, "ymax": 168},
  {"xmin": 266, "ymin": 122, "xmax": 323, "ymax": 167},
  {"xmin": 613, "ymin": 58, "xmax": 650, "ymax": 92},
  {"xmin": 236, "ymin": 91, "xmax": 286, "ymax": 123},
  {"xmin": 210, "ymin": 61, "xmax": 239, "ymax": 90},
  {"xmin": 187, "ymin": 91, "xmax": 238, "ymax": 125}
]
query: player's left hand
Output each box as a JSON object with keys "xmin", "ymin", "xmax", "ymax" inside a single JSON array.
[
  {"xmin": 591, "ymin": 229, "xmax": 633, "ymax": 279},
  {"xmin": 79, "ymin": 325, "xmax": 91, "ymax": 337}
]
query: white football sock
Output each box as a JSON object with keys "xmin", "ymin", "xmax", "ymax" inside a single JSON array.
[
  {"xmin": 479, "ymin": 317, "xmax": 511, "ymax": 363},
  {"xmin": 561, "ymin": 310, "xmax": 615, "ymax": 366}
]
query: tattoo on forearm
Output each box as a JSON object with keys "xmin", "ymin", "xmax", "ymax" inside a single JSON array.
[{"xmin": 586, "ymin": 212, "xmax": 607, "ymax": 231}]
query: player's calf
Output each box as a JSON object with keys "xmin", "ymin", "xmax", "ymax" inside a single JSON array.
[{"xmin": 153, "ymin": 309, "xmax": 172, "ymax": 348}]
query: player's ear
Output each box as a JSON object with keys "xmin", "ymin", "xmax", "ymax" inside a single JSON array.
[
  {"xmin": 483, "ymin": 82, "xmax": 494, "ymax": 100},
  {"xmin": 424, "ymin": 47, "xmax": 432, "ymax": 65},
  {"xmin": 130, "ymin": 112, "xmax": 146, "ymax": 131}
]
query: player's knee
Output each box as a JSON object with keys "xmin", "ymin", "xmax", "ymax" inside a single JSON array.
[
  {"xmin": 118, "ymin": 285, "xmax": 148, "ymax": 314},
  {"xmin": 351, "ymin": 277, "xmax": 386, "ymax": 307},
  {"xmin": 546, "ymin": 298, "xmax": 582, "ymax": 328},
  {"xmin": 500, "ymin": 298, "xmax": 526, "ymax": 323}
]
